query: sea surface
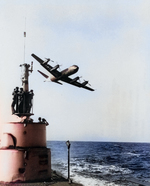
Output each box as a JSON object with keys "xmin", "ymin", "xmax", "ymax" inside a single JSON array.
[{"xmin": 47, "ymin": 141, "xmax": 150, "ymax": 186}]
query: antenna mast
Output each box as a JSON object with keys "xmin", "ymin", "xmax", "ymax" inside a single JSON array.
[{"xmin": 24, "ymin": 18, "xmax": 26, "ymax": 63}]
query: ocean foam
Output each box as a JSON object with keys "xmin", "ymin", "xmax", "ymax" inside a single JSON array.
[{"xmin": 72, "ymin": 174, "xmax": 120, "ymax": 186}]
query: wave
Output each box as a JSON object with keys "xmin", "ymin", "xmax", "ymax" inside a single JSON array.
[{"xmin": 48, "ymin": 141, "xmax": 150, "ymax": 185}]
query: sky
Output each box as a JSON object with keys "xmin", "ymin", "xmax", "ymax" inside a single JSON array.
[{"xmin": 0, "ymin": 0, "xmax": 150, "ymax": 142}]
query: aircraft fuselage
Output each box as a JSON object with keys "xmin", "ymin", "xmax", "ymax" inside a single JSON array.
[{"xmin": 50, "ymin": 65, "xmax": 79, "ymax": 82}]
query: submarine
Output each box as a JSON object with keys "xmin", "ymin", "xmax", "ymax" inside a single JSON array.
[{"xmin": 0, "ymin": 63, "xmax": 51, "ymax": 182}]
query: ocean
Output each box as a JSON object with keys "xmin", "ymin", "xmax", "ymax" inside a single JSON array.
[{"xmin": 47, "ymin": 141, "xmax": 150, "ymax": 186}]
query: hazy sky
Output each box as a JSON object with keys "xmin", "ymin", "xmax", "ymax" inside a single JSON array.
[{"xmin": 0, "ymin": 0, "xmax": 150, "ymax": 142}]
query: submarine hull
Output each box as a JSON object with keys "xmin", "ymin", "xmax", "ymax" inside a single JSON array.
[
  {"xmin": 0, "ymin": 148, "xmax": 51, "ymax": 182},
  {"xmin": 1, "ymin": 122, "xmax": 46, "ymax": 148},
  {"xmin": 0, "ymin": 122, "xmax": 51, "ymax": 183}
]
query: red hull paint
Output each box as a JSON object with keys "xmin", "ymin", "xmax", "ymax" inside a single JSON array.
[
  {"xmin": 0, "ymin": 148, "xmax": 51, "ymax": 182},
  {"xmin": 0, "ymin": 122, "xmax": 51, "ymax": 182},
  {"xmin": 1, "ymin": 122, "xmax": 46, "ymax": 148}
]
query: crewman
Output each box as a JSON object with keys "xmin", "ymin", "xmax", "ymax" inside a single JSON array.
[
  {"xmin": 18, "ymin": 88, "xmax": 24, "ymax": 113},
  {"xmin": 11, "ymin": 87, "xmax": 19, "ymax": 114},
  {"xmin": 26, "ymin": 89, "xmax": 34, "ymax": 113}
]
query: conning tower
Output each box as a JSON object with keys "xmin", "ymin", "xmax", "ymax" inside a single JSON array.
[{"xmin": 0, "ymin": 62, "xmax": 51, "ymax": 183}]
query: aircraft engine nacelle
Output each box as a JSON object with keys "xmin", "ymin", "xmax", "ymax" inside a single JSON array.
[
  {"xmin": 50, "ymin": 65, "xmax": 59, "ymax": 72},
  {"xmin": 70, "ymin": 76, "xmax": 80, "ymax": 83},
  {"xmin": 82, "ymin": 81, "xmax": 88, "ymax": 87},
  {"xmin": 45, "ymin": 58, "xmax": 50, "ymax": 63}
]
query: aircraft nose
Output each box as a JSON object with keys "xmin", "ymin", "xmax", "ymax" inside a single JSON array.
[{"xmin": 74, "ymin": 65, "xmax": 79, "ymax": 71}]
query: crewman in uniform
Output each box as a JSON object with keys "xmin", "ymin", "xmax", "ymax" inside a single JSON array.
[{"xmin": 11, "ymin": 87, "xmax": 19, "ymax": 114}]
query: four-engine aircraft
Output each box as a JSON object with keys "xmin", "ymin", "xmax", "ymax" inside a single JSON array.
[{"xmin": 31, "ymin": 53, "xmax": 94, "ymax": 91}]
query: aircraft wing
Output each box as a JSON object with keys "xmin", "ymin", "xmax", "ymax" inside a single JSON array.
[
  {"xmin": 61, "ymin": 76, "xmax": 95, "ymax": 91},
  {"xmin": 31, "ymin": 53, "xmax": 61, "ymax": 77}
]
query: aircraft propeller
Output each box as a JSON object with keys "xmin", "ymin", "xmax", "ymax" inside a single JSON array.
[
  {"xmin": 78, "ymin": 76, "xmax": 82, "ymax": 82},
  {"xmin": 83, "ymin": 80, "xmax": 91, "ymax": 86},
  {"xmin": 55, "ymin": 62, "xmax": 62, "ymax": 70},
  {"xmin": 44, "ymin": 58, "xmax": 54, "ymax": 63}
]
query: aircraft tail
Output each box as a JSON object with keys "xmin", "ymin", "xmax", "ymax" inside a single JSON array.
[
  {"xmin": 37, "ymin": 70, "xmax": 49, "ymax": 78},
  {"xmin": 38, "ymin": 70, "xmax": 62, "ymax": 85}
]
